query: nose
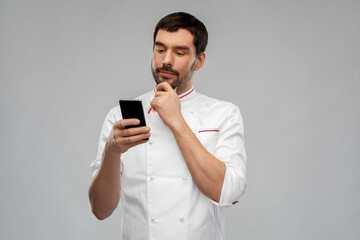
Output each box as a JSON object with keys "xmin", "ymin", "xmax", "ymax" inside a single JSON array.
[{"xmin": 162, "ymin": 51, "xmax": 174, "ymax": 66}]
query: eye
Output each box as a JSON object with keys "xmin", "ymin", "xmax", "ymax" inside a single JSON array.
[
  {"xmin": 176, "ymin": 52, "xmax": 185, "ymax": 56},
  {"xmin": 155, "ymin": 46, "xmax": 166, "ymax": 53}
]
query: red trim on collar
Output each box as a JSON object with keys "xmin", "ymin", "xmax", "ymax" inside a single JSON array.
[{"xmin": 179, "ymin": 87, "xmax": 195, "ymax": 99}]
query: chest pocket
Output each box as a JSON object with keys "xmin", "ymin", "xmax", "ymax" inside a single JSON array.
[{"xmin": 196, "ymin": 129, "xmax": 220, "ymax": 154}]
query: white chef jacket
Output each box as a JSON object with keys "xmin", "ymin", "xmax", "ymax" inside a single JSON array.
[{"xmin": 91, "ymin": 86, "xmax": 247, "ymax": 240}]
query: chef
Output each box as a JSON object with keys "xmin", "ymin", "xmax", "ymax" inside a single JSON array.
[{"xmin": 89, "ymin": 12, "xmax": 247, "ymax": 240}]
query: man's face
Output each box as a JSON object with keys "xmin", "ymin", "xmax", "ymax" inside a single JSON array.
[{"xmin": 151, "ymin": 29, "xmax": 203, "ymax": 93}]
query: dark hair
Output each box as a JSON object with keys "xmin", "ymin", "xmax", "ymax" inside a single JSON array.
[{"xmin": 153, "ymin": 12, "xmax": 208, "ymax": 57}]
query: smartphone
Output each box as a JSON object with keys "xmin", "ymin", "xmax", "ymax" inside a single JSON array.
[{"xmin": 119, "ymin": 99, "xmax": 147, "ymax": 129}]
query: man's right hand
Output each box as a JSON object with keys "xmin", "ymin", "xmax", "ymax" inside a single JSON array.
[{"xmin": 106, "ymin": 118, "xmax": 151, "ymax": 153}]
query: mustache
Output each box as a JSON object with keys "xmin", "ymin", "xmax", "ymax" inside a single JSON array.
[{"xmin": 155, "ymin": 66, "xmax": 179, "ymax": 76}]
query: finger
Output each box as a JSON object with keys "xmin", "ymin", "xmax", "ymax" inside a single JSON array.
[
  {"xmin": 154, "ymin": 91, "xmax": 167, "ymax": 97},
  {"xmin": 117, "ymin": 126, "xmax": 150, "ymax": 138},
  {"xmin": 150, "ymin": 99, "xmax": 160, "ymax": 112},
  {"xmin": 156, "ymin": 82, "xmax": 174, "ymax": 92},
  {"xmin": 117, "ymin": 132, "xmax": 151, "ymax": 145},
  {"xmin": 123, "ymin": 138, "xmax": 150, "ymax": 149},
  {"xmin": 114, "ymin": 118, "xmax": 140, "ymax": 129},
  {"xmin": 150, "ymin": 97, "xmax": 156, "ymax": 107}
]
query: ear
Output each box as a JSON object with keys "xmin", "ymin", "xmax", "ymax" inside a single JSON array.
[{"xmin": 194, "ymin": 52, "xmax": 206, "ymax": 71}]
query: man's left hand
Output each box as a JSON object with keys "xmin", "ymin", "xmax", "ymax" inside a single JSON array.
[{"xmin": 150, "ymin": 82, "xmax": 183, "ymax": 128}]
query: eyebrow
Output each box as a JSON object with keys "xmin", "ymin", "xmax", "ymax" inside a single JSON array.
[{"xmin": 154, "ymin": 41, "xmax": 190, "ymax": 51}]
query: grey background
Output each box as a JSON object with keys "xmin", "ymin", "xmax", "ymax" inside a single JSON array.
[{"xmin": 1, "ymin": 0, "xmax": 359, "ymax": 239}]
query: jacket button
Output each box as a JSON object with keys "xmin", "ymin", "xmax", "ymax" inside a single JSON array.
[
  {"xmin": 150, "ymin": 217, "xmax": 155, "ymax": 222},
  {"xmin": 179, "ymin": 217, "xmax": 184, "ymax": 222},
  {"xmin": 182, "ymin": 176, "xmax": 187, "ymax": 181}
]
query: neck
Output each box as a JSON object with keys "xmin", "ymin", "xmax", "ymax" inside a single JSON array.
[{"xmin": 176, "ymin": 79, "xmax": 194, "ymax": 95}]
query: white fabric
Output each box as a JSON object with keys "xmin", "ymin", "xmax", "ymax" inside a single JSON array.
[{"xmin": 91, "ymin": 86, "xmax": 247, "ymax": 240}]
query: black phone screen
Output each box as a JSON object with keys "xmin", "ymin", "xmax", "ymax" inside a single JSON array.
[{"xmin": 119, "ymin": 99, "xmax": 147, "ymax": 129}]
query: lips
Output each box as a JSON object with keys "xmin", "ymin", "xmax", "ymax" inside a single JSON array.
[
  {"xmin": 160, "ymin": 71, "xmax": 175, "ymax": 77},
  {"xmin": 155, "ymin": 67, "xmax": 179, "ymax": 79}
]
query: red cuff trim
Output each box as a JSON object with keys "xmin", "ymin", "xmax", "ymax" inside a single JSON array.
[
  {"xmin": 198, "ymin": 130, "xmax": 219, "ymax": 133},
  {"xmin": 148, "ymin": 108, "xmax": 153, "ymax": 114},
  {"xmin": 232, "ymin": 201, "xmax": 239, "ymax": 205}
]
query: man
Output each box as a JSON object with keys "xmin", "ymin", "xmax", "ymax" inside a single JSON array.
[{"xmin": 89, "ymin": 12, "xmax": 247, "ymax": 240}]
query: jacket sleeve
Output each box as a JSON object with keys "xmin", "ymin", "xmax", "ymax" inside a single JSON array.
[
  {"xmin": 214, "ymin": 105, "xmax": 247, "ymax": 207},
  {"xmin": 90, "ymin": 107, "xmax": 119, "ymax": 177}
]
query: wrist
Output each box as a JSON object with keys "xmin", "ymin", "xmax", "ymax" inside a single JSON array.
[
  {"xmin": 105, "ymin": 139, "xmax": 122, "ymax": 155},
  {"xmin": 169, "ymin": 116, "xmax": 188, "ymax": 135}
]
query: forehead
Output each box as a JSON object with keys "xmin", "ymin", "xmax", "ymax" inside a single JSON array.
[{"xmin": 155, "ymin": 29, "xmax": 195, "ymax": 50}]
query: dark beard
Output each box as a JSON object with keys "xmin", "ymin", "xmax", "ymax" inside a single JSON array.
[{"xmin": 151, "ymin": 60, "xmax": 196, "ymax": 89}]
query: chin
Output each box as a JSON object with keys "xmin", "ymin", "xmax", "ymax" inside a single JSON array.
[
  {"xmin": 165, "ymin": 80, "xmax": 177, "ymax": 89},
  {"xmin": 157, "ymin": 77, "xmax": 176, "ymax": 89}
]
